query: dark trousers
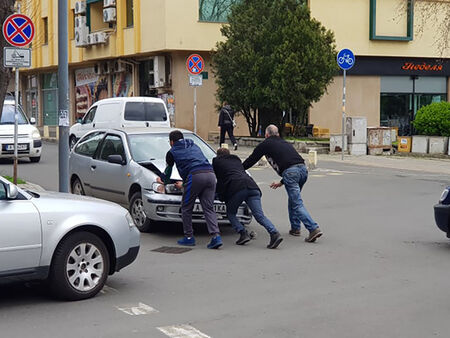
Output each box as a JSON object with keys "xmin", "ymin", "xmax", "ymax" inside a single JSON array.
[
  {"xmin": 181, "ymin": 170, "xmax": 220, "ymax": 237},
  {"xmin": 219, "ymin": 124, "xmax": 237, "ymax": 146}
]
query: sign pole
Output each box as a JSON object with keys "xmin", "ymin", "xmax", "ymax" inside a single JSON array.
[
  {"xmin": 341, "ymin": 69, "xmax": 346, "ymax": 161},
  {"xmin": 193, "ymin": 87, "xmax": 197, "ymax": 134},
  {"xmin": 186, "ymin": 54, "xmax": 204, "ymax": 134},
  {"xmin": 13, "ymin": 3, "xmax": 21, "ymax": 185},
  {"xmin": 58, "ymin": 0, "xmax": 69, "ymax": 192}
]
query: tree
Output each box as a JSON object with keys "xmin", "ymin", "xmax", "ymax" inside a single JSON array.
[
  {"xmin": 397, "ymin": 0, "xmax": 450, "ymax": 55},
  {"xmin": 212, "ymin": 0, "xmax": 338, "ymax": 136},
  {"xmin": 0, "ymin": 0, "xmax": 15, "ymax": 116}
]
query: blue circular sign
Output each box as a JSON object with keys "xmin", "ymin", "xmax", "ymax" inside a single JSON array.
[{"xmin": 337, "ymin": 49, "xmax": 355, "ymax": 70}]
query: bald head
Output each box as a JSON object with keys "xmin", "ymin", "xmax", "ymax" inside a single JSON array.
[{"xmin": 265, "ymin": 124, "xmax": 279, "ymax": 138}]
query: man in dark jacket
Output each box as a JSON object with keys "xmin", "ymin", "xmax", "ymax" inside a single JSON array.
[
  {"xmin": 161, "ymin": 130, "xmax": 222, "ymax": 249},
  {"xmin": 242, "ymin": 125, "xmax": 323, "ymax": 243},
  {"xmin": 213, "ymin": 148, "xmax": 283, "ymax": 249},
  {"xmin": 218, "ymin": 102, "xmax": 238, "ymax": 150}
]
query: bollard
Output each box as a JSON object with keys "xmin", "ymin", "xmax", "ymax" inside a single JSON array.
[{"xmin": 308, "ymin": 150, "xmax": 317, "ymax": 170}]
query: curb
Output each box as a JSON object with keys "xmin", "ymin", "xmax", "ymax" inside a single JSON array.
[{"xmin": 18, "ymin": 182, "xmax": 46, "ymax": 192}]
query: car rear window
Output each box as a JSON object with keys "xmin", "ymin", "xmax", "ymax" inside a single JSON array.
[{"xmin": 124, "ymin": 102, "xmax": 167, "ymax": 122}]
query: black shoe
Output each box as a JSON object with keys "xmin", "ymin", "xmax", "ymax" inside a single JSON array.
[
  {"xmin": 236, "ymin": 230, "xmax": 251, "ymax": 245},
  {"xmin": 267, "ymin": 232, "xmax": 283, "ymax": 249},
  {"xmin": 234, "ymin": 143, "xmax": 238, "ymax": 151}
]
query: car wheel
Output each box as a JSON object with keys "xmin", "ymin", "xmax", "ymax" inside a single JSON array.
[
  {"xmin": 30, "ymin": 156, "xmax": 41, "ymax": 163},
  {"xmin": 71, "ymin": 177, "xmax": 85, "ymax": 195},
  {"xmin": 48, "ymin": 231, "xmax": 110, "ymax": 301},
  {"xmin": 130, "ymin": 191, "xmax": 154, "ymax": 232},
  {"xmin": 69, "ymin": 135, "xmax": 77, "ymax": 150}
]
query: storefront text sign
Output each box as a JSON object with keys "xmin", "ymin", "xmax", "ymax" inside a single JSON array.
[
  {"xmin": 75, "ymin": 67, "xmax": 99, "ymax": 87},
  {"xmin": 401, "ymin": 62, "xmax": 443, "ymax": 72}
]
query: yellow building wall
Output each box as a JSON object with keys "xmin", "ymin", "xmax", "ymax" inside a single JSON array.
[
  {"xmin": 309, "ymin": 76, "xmax": 381, "ymax": 134},
  {"xmin": 310, "ymin": 0, "xmax": 450, "ymax": 58}
]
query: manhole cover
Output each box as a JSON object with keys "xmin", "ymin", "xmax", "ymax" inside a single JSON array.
[{"xmin": 151, "ymin": 246, "xmax": 193, "ymax": 254}]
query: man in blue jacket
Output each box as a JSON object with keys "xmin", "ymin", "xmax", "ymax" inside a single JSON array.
[{"xmin": 162, "ymin": 130, "xmax": 222, "ymax": 249}]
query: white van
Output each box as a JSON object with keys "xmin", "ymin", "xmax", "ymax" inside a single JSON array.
[{"xmin": 69, "ymin": 97, "xmax": 171, "ymax": 148}]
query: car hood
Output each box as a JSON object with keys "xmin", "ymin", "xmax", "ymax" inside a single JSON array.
[
  {"xmin": 0, "ymin": 124, "xmax": 37, "ymax": 136},
  {"xmin": 30, "ymin": 190, "xmax": 119, "ymax": 206},
  {"xmin": 138, "ymin": 159, "xmax": 182, "ymax": 181}
]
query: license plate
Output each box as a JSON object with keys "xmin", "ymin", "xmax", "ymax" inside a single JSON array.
[
  {"xmin": 5, "ymin": 144, "xmax": 28, "ymax": 151},
  {"xmin": 193, "ymin": 203, "xmax": 227, "ymax": 213}
]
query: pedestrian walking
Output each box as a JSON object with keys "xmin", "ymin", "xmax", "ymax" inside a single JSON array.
[
  {"xmin": 242, "ymin": 125, "xmax": 322, "ymax": 242},
  {"xmin": 218, "ymin": 102, "xmax": 238, "ymax": 150},
  {"xmin": 161, "ymin": 130, "xmax": 222, "ymax": 249},
  {"xmin": 213, "ymin": 148, "xmax": 283, "ymax": 249}
]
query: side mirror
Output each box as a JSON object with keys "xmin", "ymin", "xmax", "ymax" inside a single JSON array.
[
  {"xmin": 6, "ymin": 183, "xmax": 18, "ymax": 200},
  {"xmin": 30, "ymin": 117, "xmax": 36, "ymax": 125},
  {"xmin": 77, "ymin": 118, "xmax": 83, "ymax": 124},
  {"xmin": 107, "ymin": 154, "xmax": 125, "ymax": 165}
]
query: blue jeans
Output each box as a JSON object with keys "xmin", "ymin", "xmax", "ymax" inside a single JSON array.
[
  {"xmin": 282, "ymin": 164, "xmax": 318, "ymax": 232},
  {"xmin": 226, "ymin": 188, "xmax": 278, "ymax": 235}
]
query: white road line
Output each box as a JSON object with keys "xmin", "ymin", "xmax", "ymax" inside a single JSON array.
[
  {"xmin": 116, "ymin": 302, "xmax": 159, "ymax": 316},
  {"xmin": 100, "ymin": 285, "xmax": 119, "ymax": 294},
  {"xmin": 157, "ymin": 324, "xmax": 211, "ymax": 338}
]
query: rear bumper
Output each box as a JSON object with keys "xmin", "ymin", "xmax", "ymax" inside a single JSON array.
[
  {"xmin": 115, "ymin": 246, "xmax": 140, "ymax": 272},
  {"xmin": 434, "ymin": 204, "xmax": 450, "ymax": 235}
]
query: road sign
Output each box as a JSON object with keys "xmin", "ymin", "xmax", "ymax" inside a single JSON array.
[
  {"xmin": 189, "ymin": 74, "xmax": 203, "ymax": 87},
  {"xmin": 337, "ymin": 48, "xmax": 355, "ymax": 70},
  {"xmin": 3, "ymin": 47, "xmax": 31, "ymax": 68},
  {"xmin": 2, "ymin": 14, "xmax": 35, "ymax": 47},
  {"xmin": 186, "ymin": 54, "xmax": 204, "ymax": 75}
]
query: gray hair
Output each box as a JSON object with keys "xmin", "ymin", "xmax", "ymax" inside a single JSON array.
[{"xmin": 265, "ymin": 124, "xmax": 279, "ymax": 137}]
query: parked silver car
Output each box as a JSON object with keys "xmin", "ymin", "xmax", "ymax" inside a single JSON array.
[
  {"xmin": 0, "ymin": 176, "xmax": 140, "ymax": 300},
  {"xmin": 69, "ymin": 127, "xmax": 252, "ymax": 232}
]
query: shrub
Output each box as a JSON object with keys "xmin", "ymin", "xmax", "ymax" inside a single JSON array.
[{"xmin": 413, "ymin": 101, "xmax": 450, "ymax": 137}]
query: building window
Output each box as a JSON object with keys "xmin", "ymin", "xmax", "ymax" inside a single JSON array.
[
  {"xmin": 43, "ymin": 17, "xmax": 48, "ymax": 44},
  {"xmin": 126, "ymin": 0, "xmax": 134, "ymax": 27},
  {"xmin": 88, "ymin": 0, "xmax": 110, "ymax": 32},
  {"xmin": 199, "ymin": 0, "xmax": 237, "ymax": 22}
]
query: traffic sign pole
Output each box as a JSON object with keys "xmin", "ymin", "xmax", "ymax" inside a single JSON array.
[
  {"xmin": 342, "ymin": 69, "xmax": 346, "ymax": 161},
  {"xmin": 194, "ymin": 87, "xmax": 197, "ymax": 134},
  {"xmin": 13, "ymin": 4, "xmax": 21, "ymax": 185},
  {"xmin": 186, "ymin": 54, "xmax": 204, "ymax": 134}
]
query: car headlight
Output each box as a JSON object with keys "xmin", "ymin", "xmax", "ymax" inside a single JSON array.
[
  {"xmin": 440, "ymin": 187, "xmax": 450, "ymax": 205},
  {"xmin": 31, "ymin": 130, "xmax": 41, "ymax": 139},
  {"xmin": 125, "ymin": 212, "xmax": 135, "ymax": 228},
  {"xmin": 152, "ymin": 182, "xmax": 165, "ymax": 194}
]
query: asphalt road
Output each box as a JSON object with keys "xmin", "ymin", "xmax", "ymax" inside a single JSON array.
[{"xmin": 1, "ymin": 142, "xmax": 450, "ymax": 337}]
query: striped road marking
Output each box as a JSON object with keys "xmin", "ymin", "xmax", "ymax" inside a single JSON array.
[
  {"xmin": 116, "ymin": 303, "xmax": 159, "ymax": 316},
  {"xmin": 157, "ymin": 324, "xmax": 211, "ymax": 338}
]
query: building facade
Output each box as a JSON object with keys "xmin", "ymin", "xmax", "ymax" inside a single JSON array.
[{"xmin": 15, "ymin": 0, "xmax": 450, "ymax": 139}]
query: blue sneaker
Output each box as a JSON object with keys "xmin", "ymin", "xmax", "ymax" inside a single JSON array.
[
  {"xmin": 177, "ymin": 236, "xmax": 196, "ymax": 246},
  {"xmin": 207, "ymin": 235, "xmax": 223, "ymax": 249}
]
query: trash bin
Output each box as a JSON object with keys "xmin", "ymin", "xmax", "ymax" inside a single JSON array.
[{"xmin": 398, "ymin": 136, "xmax": 412, "ymax": 153}]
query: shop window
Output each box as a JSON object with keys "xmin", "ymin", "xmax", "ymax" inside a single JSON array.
[
  {"xmin": 126, "ymin": 0, "xmax": 134, "ymax": 27},
  {"xmin": 43, "ymin": 17, "xmax": 48, "ymax": 44},
  {"xmin": 199, "ymin": 0, "xmax": 238, "ymax": 22}
]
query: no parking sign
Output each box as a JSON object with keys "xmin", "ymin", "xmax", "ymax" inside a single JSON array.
[{"xmin": 2, "ymin": 13, "xmax": 35, "ymax": 47}]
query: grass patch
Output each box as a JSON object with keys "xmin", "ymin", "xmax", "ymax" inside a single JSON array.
[{"xmin": 2, "ymin": 176, "xmax": 26, "ymax": 184}]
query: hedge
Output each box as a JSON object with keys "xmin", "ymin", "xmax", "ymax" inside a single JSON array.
[{"xmin": 413, "ymin": 101, "xmax": 450, "ymax": 137}]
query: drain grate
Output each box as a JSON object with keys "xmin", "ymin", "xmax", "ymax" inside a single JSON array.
[{"xmin": 151, "ymin": 246, "xmax": 193, "ymax": 254}]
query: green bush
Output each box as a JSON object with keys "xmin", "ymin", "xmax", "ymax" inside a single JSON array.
[{"xmin": 413, "ymin": 101, "xmax": 450, "ymax": 137}]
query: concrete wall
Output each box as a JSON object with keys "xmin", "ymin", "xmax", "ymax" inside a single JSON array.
[{"xmin": 309, "ymin": 76, "xmax": 380, "ymax": 134}]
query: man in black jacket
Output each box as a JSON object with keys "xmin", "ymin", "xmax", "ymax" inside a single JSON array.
[
  {"xmin": 213, "ymin": 148, "xmax": 283, "ymax": 249},
  {"xmin": 242, "ymin": 125, "xmax": 323, "ymax": 243},
  {"xmin": 218, "ymin": 102, "xmax": 238, "ymax": 150}
]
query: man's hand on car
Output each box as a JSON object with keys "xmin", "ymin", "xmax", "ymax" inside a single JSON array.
[
  {"xmin": 174, "ymin": 181, "xmax": 183, "ymax": 189},
  {"xmin": 156, "ymin": 177, "xmax": 164, "ymax": 184}
]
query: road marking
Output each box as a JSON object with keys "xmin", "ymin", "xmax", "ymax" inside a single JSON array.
[
  {"xmin": 310, "ymin": 174, "xmax": 326, "ymax": 178},
  {"xmin": 116, "ymin": 302, "xmax": 159, "ymax": 316},
  {"xmin": 100, "ymin": 285, "xmax": 119, "ymax": 294},
  {"xmin": 327, "ymin": 172, "xmax": 343, "ymax": 176},
  {"xmin": 157, "ymin": 324, "xmax": 211, "ymax": 338}
]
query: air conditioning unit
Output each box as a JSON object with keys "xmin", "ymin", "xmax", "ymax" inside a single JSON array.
[
  {"xmin": 104, "ymin": 0, "xmax": 116, "ymax": 7},
  {"xmin": 103, "ymin": 8, "xmax": 116, "ymax": 23},
  {"xmin": 75, "ymin": 16, "xmax": 87, "ymax": 28},
  {"xmin": 95, "ymin": 32, "xmax": 107, "ymax": 44},
  {"xmin": 149, "ymin": 56, "xmax": 166, "ymax": 88},
  {"xmin": 87, "ymin": 33, "xmax": 96, "ymax": 45},
  {"xmin": 74, "ymin": 1, "xmax": 86, "ymax": 15},
  {"xmin": 114, "ymin": 60, "xmax": 126, "ymax": 73},
  {"xmin": 75, "ymin": 26, "xmax": 88, "ymax": 47}
]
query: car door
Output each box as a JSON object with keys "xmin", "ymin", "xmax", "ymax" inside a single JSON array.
[
  {"xmin": 75, "ymin": 106, "xmax": 97, "ymax": 139},
  {"xmin": 71, "ymin": 131, "xmax": 106, "ymax": 196},
  {"xmin": 0, "ymin": 182, "xmax": 42, "ymax": 272},
  {"xmin": 89, "ymin": 133, "xmax": 130, "ymax": 204}
]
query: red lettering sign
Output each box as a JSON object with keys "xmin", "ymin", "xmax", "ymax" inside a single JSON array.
[{"xmin": 402, "ymin": 62, "xmax": 443, "ymax": 72}]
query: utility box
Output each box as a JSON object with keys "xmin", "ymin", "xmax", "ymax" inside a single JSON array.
[
  {"xmin": 412, "ymin": 135, "xmax": 429, "ymax": 154},
  {"xmin": 349, "ymin": 143, "xmax": 367, "ymax": 156},
  {"xmin": 346, "ymin": 117, "xmax": 367, "ymax": 144},
  {"xmin": 398, "ymin": 136, "xmax": 412, "ymax": 153},
  {"xmin": 367, "ymin": 127, "xmax": 392, "ymax": 155},
  {"xmin": 429, "ymin": 136, "xmax": 449, "ymax": 154},
  {"xmin": 330, "ymin": 134, "xmax": 348, "ymax": 153}
]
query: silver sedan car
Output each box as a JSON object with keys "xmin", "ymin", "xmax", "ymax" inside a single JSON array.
[
  {"xmin": 69, "ymin": 127, "xmax": 252, "ymax": 232},
  {"xmin": 0, "ymin": 176, "xmax": 140, "ymax": 301}
]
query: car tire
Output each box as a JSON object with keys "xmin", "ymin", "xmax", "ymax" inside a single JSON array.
[
  {"xmin": 30, "ymin": 156, "xmax": 41, "ymax": 163},
  {"xmin": 71, "ymin": 177, "xmax": 85, "ymax": 195},
  {"xmin": 69, "ymin": 135, "xmax": 77, "ymax": 150},
  {"xmin": 48, "ymin": 231, "xmax": 110, "ymax": 301},
  {"xmin": 130, "ymin": 191, "xmax": 154, "ymax": 232}
]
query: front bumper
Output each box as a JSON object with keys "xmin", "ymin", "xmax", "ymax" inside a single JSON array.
[
  {"xmin": 0, "ymin": 138, "xmax": 42, "ymax": 158},
  {"xmin": 434, "ymin": 203, "xmax": 450, "ymax": 236},
  {"xmin": 115, "ymin": 246, "xmax": 140, "ymax": 272},
  {"xmin": 143, "ymin": 190, "xmax": 252, "ymax": 225}
]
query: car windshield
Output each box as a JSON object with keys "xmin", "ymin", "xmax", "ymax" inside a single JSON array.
[
  {"xmin": 128, "ymin": 133, "xmax": 216, "ymax": 163},
  {"xmin": 1, "ymin": 104, "xmax": 28, "ymax": 125}
]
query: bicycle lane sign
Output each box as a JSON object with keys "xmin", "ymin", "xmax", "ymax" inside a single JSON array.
[{"xmin": 337, "ymin": 48, "xmax": 355, "ymax": 70}]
